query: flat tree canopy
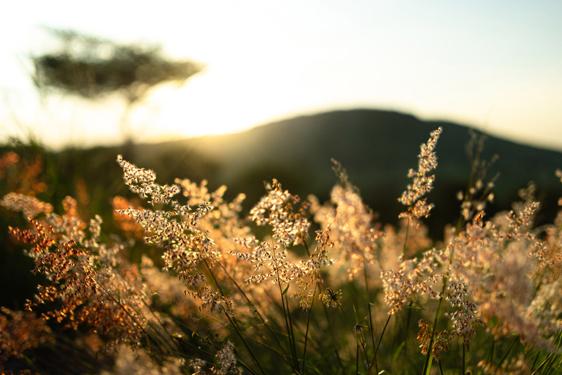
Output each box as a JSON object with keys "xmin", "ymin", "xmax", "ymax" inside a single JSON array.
[{"xmin": 32, "ymin": 29, "xmax": 202, "ymax": 104}]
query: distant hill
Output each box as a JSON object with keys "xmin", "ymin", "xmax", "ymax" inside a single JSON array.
[
  {"xmin": 4, "ymin": 108, "xmax": 560, "ymax": 235},
  {"xmin": 137, "ymin": 109, "xmax": 562, "ymax": 234}
]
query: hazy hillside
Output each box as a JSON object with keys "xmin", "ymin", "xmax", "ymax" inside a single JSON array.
[
  {"xmin": 4, "ymin": 109, "xmax": 560, "ymax": 235},
  {"xmin": 138, "ymin": 109, "xmax": 562, "ymax": 234}
]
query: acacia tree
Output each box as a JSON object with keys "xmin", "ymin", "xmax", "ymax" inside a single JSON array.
[{"xmin": 31, "ymin": 28, "xmax": 202, "ymax": 141}]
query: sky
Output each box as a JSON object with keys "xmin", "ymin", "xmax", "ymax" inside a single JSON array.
[{"xmin": 1, "ymin": 0, "xmax": 562, "ymax": 150}]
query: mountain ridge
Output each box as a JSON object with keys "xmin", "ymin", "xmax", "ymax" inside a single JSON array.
[
  {"xmin": 134, "ymin": 109, "xmax": 561, "ymax": 235},
  {"xmin": 144, "ymin": 108, "xmax": 562, "ymax": 154}
]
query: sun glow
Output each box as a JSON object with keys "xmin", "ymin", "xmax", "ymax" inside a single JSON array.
[
  {"xmin": 1, "ymin": 1, "xmax": 562, "ymax": 149},
  {"xmin": 146, "ymin": 66, "xmax": 316, "ymax": 140},
  {"xmin": 150, "ymin": 74, "xmax": 272, "ymax": 139}
]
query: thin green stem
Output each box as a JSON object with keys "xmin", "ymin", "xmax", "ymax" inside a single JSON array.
[
  {"xmin": 422, "ymin": 279, "xmax": 446, "ymax": 375},
  {"xmin": 363, "ymin": 259, "xmax": 377, "ymax": 370},
  {"xmin": 373, "ymin": 314, "xmax": 392, "ymax": 373},
  {"xmin": 531, "ymin": 351, "xmax": 540, "ymax": 371},
  {"xmin": 322, "ymin": 304, "xmax": 345, "ymax": 372},
  {"xmin": 217, "ymin": 261, "xmax": 285, "ymax": 354},
  {"xmin": 286, "ymin": 293, "xmax": 299, "ymax": 367},
  {"xmin": 402, "ymin": 217, "xmax": 411, "ymax": 255},
  {"xmin": 356, "ymin": 336, "xmax": 360, "ymax": 375},
  {"xmin": 497, "ymin": 336, "xmax": 518, "ymax": 368},
  {"xmin": 224, "ymin": 313, "xmax": 262, "ymax": 375},
  {"xmin": 366, "ymin": 303, "xmax": 377, "ymax": 370},
  {"xmin": 423, "ymin": 224, "xmax": 461, "ymax": 375},
  {"xmin": 276, "ymin": 274, "xmax": 299, "ymax": 373},
  {"xmin": 353, "ymin": 304, "xmax": 371, "ymax": 374},
  {"xmin": 301, "ymin": 284, "xmax": 316, "ymax": 373},
  {"xmin": 203, "ymin": 259, "xmax": 265, "ymax": 375}
]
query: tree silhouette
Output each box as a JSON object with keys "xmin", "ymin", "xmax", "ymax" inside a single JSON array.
[{"xmin": 31, "ymin": 28, "xmax": 202, "ymax": 140}]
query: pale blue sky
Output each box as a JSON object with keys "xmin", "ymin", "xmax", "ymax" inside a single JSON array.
[{"xmin": 1, "ymin": 0, "xmax": 562, "ymax": 149}]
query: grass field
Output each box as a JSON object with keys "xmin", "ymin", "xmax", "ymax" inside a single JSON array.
[{"xmin": 0, "ymin": 128, "xmax": 560, "ymax": 374}]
